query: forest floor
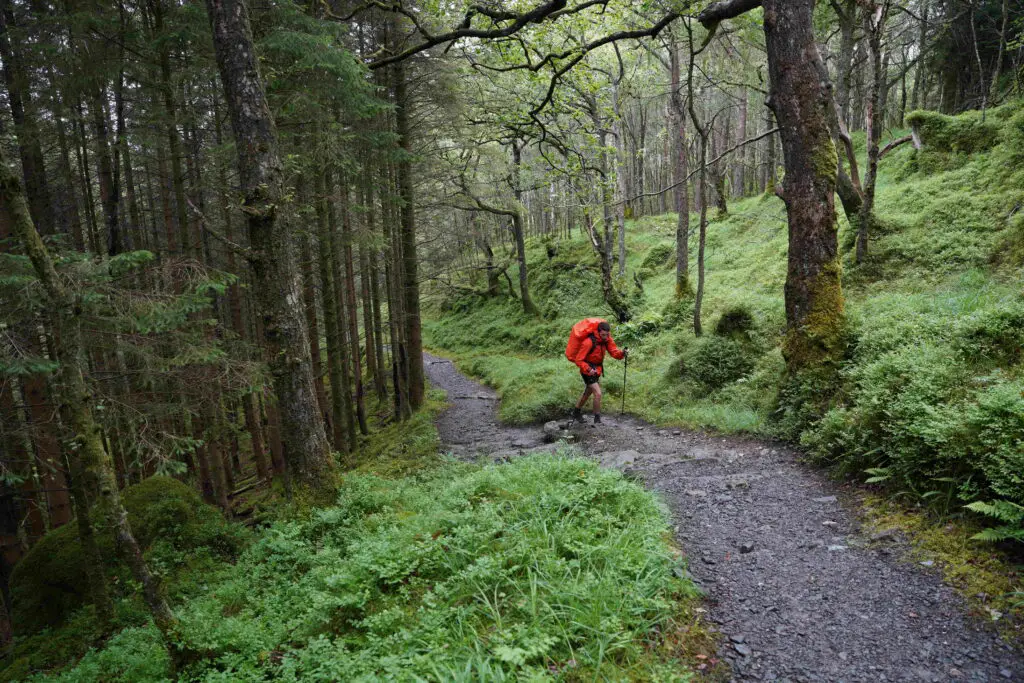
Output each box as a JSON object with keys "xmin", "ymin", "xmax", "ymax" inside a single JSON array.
[{"xmin": 424, "ymin": 352, "xmax": 1024, "ymax": 682}]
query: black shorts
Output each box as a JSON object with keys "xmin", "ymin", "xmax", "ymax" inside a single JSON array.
[{"xmin": 581, "ymin": 371, "xmax": 601, "ymax": 386}]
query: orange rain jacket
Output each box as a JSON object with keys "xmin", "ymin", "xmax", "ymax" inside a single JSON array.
[{"xmin": 573, "ymin": 332, "xmax": 624, "ymax": 377}]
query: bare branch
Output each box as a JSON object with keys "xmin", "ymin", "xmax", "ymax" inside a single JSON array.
[{"xmin": 879, "ymin": 134, "xmax": 913, "ymax": 158}]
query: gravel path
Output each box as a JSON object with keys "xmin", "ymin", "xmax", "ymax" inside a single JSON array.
[{"xmin": 424, "ymin": 353, "xmax": 1023, "ymax": 682}]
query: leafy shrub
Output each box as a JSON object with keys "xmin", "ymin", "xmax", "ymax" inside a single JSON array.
[
  {"xmin": 9, "ymin": 477, "xmax": 244, "ymax": 635},
  {"xmin": 955, "ymin": 303, "xmax": 1024, "ymax": 366},
  {"xmin": 640, "ymin": 244, "xmax": 675, "ymax": 271},
  {"xmin": 803, "ymin": 342, "xmax": 969, "ymax": 481},
  {"xmin": 714, "ymin": 304, "xmax": 755, "ymax": 340},
  {"xmin": 660, "ymin": 296, "xmax": 694, "ymax": 329},
  {"xmin": 676, "ymin": 336, "xmax": 754, "ymax": 391},
  {"xmin": 963, "ymin": 380, "xmax": 1024, "ymax": 503},
  {"xmin": 614, "ymin": 316, "xmax": 662, "ymax": 347},
  {"xmin": 999, "ymin": 106, "xmax": 1024, "ymax": 160}
]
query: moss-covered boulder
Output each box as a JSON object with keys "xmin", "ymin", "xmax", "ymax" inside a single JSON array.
[
  {"xmin": 9, "ymin": 476, "xmax": 243, "ymax": 635},
  {"xmin": 905, "ymin": 109, "xmax": 1001, "ymax": 155}
]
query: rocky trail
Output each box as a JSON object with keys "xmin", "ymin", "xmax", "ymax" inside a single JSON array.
[{"xmin": 424, "ymin": 353, "xmax": 1023, "ymax": 682}]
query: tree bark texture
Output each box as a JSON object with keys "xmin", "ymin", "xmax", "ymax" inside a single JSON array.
[
  {"xmin": 510, "ymin": 142, "xmax": 539, "ymax": 315},
  {"xmin": 392, "ymin": 59, "xmax": 425, "ymax": 411},
  {"xmin": 761, "ymin": 0, "xmax": 846, "ymax": 369},
  {"xmin": 670, "ymin": 40, "xmax": 691, "ymax": 296},
  {"xmin": 856, "ymin": 2, "xmax": 887, "ymax": 263},
  {"xmin": 205, "ymin": 0, "xmax": 336, "ymax": 495},
  {"xmin": 0, "ymin": 1, "xmax": 53, "ymax": 236}
]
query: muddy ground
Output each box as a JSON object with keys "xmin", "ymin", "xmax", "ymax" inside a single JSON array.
[{"xmin": 424, "ymin": 353, "xmax": 1023, "ymax": 682}]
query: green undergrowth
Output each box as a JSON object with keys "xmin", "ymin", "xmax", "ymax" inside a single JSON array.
[
  {"xmin": 10, "ymin": 392, "xmax": 710, "ymax": 680},
  {"xmin": 0, "ymin": 478, "xmax": 248, "ymax": 680},
  {"xmin": 425, "ymin": 103, "xmax": 1024, "ymax": 523},
  {"xmin": 23, "ymin": 454, "xmax": 708, "ymax": 682},
  {"xmin": 344, "ymin": 389, "xmax": 447, "ymax": 477}
]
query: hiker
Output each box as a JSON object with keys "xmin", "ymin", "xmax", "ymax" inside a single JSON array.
[{"xmin": 568, "ymin": 320, "xmax": 627, "ymax": 424}]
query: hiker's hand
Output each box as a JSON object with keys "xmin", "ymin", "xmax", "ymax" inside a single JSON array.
[{"xmin": 623, "ymin": 348, "xmax": 630, "ymax": 358}]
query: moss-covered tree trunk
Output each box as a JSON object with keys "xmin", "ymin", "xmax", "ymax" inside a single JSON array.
[
  {"xmin": 340, "ymin": 184, "xmax": 369, "ymax": 435},
  {"xmin": 510, "ymin": 142, "xmax": 539, "ymax": 315},
  {"xmin": 328, "ymin": 171, "xmax": 360, "ymax": 447},
  {"xmin": 762, "ymin": 0, "xmax": 846, "ymax": 369},
  {"xmin": 701, "ymin": 0, "xmax": 846, "ymax": 371},
  {"xmin": 316, "ymin": 171, "xmax": 350, "ymax": 453},
  {"xmin": 685, "ymin": 23, "xmax": 709, "ymax": 337},
  {"xmin": 583, "ymin": 208, "xmax": 631, "ymax": 323},
  {"xmin": 357, "ymin": 179, "xmax": 382, "ymax": 401},
  {"xmin": 392, "ymin": 58, "xmax": 426, "ymax": 411},
  {"xmin": 669, "ymin": 38, "xmax": 691, "ymax": 297},
  {"xmin": 150, "ymin": 0, "xmax": 192, "ymax": 258},
  {"xmin": 856, "ymin": 2, "xmax": 887, "ymax": 263},
  {"xmin": 0, "ymin": 150, "xmax": 179, "ymax": 656},
  {"xmin": 0, "ymin": 2, "xmax": 53, "ymax": 237},
  {"xmin": 300, "ymin": 218, "xmax": 332, "ymax": 428},
  {"xmin": 205, "ymin": 0, "xmax": 336, "ymax": 497}
]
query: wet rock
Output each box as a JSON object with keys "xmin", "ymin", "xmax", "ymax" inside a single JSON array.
[
  {"xmin": 542, "ymin": 421, "xmax": 572, "ymax": 443},
  {"xmin": 598, "ymin": 450, "xmax": 640, "ymax": 470}
]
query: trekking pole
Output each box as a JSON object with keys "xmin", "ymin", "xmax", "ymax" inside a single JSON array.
[{"xmin": 618, "ymin": 352, "xmax": 626, "ymax": 417}]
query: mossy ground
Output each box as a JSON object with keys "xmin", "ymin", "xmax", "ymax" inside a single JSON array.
[{"xmin": 858, "ymin": 492, "xmax": 1023, "ymax": 644}]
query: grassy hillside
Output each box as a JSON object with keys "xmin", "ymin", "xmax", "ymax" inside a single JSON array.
[{"xmin": 425, "ymin": 104, "xmax": 1024, "ymax": 514}]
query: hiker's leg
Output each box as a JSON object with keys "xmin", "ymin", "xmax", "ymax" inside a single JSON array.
[
  {"xmin": 591, "ymin": 383, "xmax": 602, "ymax": 414},
  {"xmin": 576, "ymin": 384, "xmax": 593, "ymax": 409}
]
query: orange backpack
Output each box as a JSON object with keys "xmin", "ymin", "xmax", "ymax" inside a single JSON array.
[{"xmin": 565, "ymin": 318, "xmax": 606, "ymax": 362}]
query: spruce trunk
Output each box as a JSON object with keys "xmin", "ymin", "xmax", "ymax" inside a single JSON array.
[{"xmin": 205, "ymin": 0, "xmax": 336, "ymax": 497}]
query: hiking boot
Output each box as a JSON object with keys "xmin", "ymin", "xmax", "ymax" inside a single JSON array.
[
  {"xmin": 593, "ymin": 414, "xmax": 602, "ymax": 424},
  {"xmin": 572, "ymin": 407, "xmax": 583, "ymax": 422}
]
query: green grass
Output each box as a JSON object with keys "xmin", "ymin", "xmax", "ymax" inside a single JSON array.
[
  {"xmin": 24, "ymin": 455, "xmax": 707, "ymax": 682},
  {"xmin": 11, "ymin": 394, "xmax": 711, "ymax": 681}
]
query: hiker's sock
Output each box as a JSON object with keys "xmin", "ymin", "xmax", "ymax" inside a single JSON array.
[
  {"xmin": 593, "ymin": 414, "xmax": 601, "ymax": 424},
  {"xmin": 572, "ymin": 407, "xmax": 583, "ymax": 421}
]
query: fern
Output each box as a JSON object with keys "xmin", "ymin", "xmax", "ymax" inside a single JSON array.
[
  {"xmin": 965, "ymin": 499, "xmax": 1024, "ymax": 544},
  {"xmin": 864, "ymin": 466, "xmax": 892, "ymax": 484}
]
